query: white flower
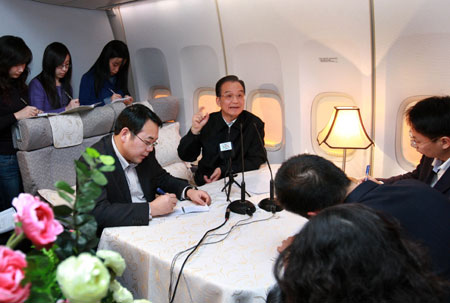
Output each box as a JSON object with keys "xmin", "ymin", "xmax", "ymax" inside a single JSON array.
[
  {"xmin": 56, "ymin": 253, "xmax": 110, "ymax": 303},
  {"xmin": 110, "ymin": 280, "xmax": 133, "ymax": 303},
  {"xmin": 97, "ymin": 249, "xmax": 126, "ymax": 277}
]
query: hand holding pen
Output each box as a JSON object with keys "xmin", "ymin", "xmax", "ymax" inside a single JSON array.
[
  {"xmin": 63, "ymin": 90, "xmax": 80, "ymax": 110},
  {"xmin": 14, "ymin": 98, "xmax": 42, "ymax": 119},
  {"xmin": 109, "ymin": 88, "xmax": 133, "ymax": 105}
]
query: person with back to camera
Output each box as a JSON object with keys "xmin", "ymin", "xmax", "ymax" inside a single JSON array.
[
  {"xmin": 366, "ymin": 96, "xmax": 450, "ymax": 197},
  {"xmin": 269, "ymin": 204, "xmax": 448, "ymax": 303},
  {"xmin": 29, "ymin": 42, "xmax": 80, "ymax": 113},
  {"xmin": 0, "ymin": 35, "xmax": 42, "ymax": 213},
  {"xmin": 273, "ymin": 154, "xmax": 450, "ymax": 282},
  {"xmin": 87, "ymin": 104, "xmax": 211, "ymax": 235},
  {"xmin": 177, "ymin": 75, "xmax": 266, "ymax": 186},
  {"xmin": 79, "ymin": 40, "xmax": 133, "ymax": 106}
]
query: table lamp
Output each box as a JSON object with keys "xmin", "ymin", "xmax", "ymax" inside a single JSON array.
[{"xmin": 317, "ymin": 106, "xmax": 373, "ymax": 171}]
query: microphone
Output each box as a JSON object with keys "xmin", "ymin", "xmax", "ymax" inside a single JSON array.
[
  {"xmin": 253, "ymin": 123, "xmax": 282, "ymax": 213},
  {"xmin": 228, "ymin": 123, "xmax": 256, "ymax": 215}
]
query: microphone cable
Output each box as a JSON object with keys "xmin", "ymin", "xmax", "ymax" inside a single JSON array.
[
  {"xmin": 168, "ymin": 208, "xmax": 230, "ymax": 303},
  {"xmin": 168, "ymin": 211, "xmax": 277, "ymax": 302}
]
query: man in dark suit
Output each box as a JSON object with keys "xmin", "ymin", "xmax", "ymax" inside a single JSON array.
[
  {"xmin": 177, "ymin": 75, "xmax": 266, "ymax": 186},
  {"xmin": 90, "ymin": 104, "xmax": 211, "ymax": 232},
  {"xmin": 377, "ymin": 96, "xmax": 450, "ymax": 197},
  {"xmin": 274, "ymin": 154, "xmax": 450, "ymax": 281}
]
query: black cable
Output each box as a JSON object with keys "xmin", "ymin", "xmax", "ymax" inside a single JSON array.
[
  {"xmin": 168, "ymin": 212, "xmax": 276, "ymax": 302},
  {"xmin": 169, "ymin": 208, "xmax": 230, "ymax": 303}
]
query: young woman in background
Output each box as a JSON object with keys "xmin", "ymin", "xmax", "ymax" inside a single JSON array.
[
  {"xmin": 79, "ymin": 40, "xmax": 133, "ymax": 106},
  {"xmin": 0, "ymin": 35, "xmax": 41, "ymax": 211},
  {"xmin": 29, "ymin": 42, "xmax": 79, "ymax": 113}
]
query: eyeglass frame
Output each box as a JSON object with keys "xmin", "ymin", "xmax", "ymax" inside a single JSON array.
[
  {"xmin": 409, "ymin": 130, "xmax": 439, "ymax": 149},
  {"xmin": 57, "ymin": 63, "xmax": 71, "ymax": 70},
  {"xmin": 132, "ymin": 132, "xmax": 158, "ymax": 147},
  {"xmin": 220, "ymin": 93, "xmax": 245, "ymax": 102}
]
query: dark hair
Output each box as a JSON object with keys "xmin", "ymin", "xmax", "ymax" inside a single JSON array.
[
  {"xmin": 0, "ymin": 35, "xmax": 32, "ymax": 99},
  {"xmin": 215, "ymin": 75, "xmax": 245, "ymax": 97},
  {"xmin": 36, "ymin": 42, "xmax": 72, "ymax": 109},
  {"xmin": 89, "ymin": 40, "xmax": 130, "ymax": 98},
  {"xmin": 407, "ymin": 96, "xmax": 450, "ymax": 139},
  {"xmin": 114, "ymin": 104, "xmax": 162, "ymax": 135},
  {"xmin": 274, "ymin": 204, "xmax": 447, "ymax": 303},
  {"xmin": 274, "ymin": 154, "xmax": 350, "ymax": 217}
]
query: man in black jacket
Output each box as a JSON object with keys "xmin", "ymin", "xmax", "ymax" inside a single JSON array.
[
  {"xmin": 89, "ymin": 104, "xmax": 210, "ymax": 232},
  {"xmin": 275, "ymin": 154, "xmax": 450, "ymax": 281},
  {"xmin": 178, "ymin": 75, "xmax": 266, "ymax": 186},
  {"xmin": 378, "ymin": 96, "xmax": 450, "ymax": 197}
]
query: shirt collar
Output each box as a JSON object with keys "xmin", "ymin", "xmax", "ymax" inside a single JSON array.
[
  {"xmin": 222, "ymin": 115, "xmax": 237, "ymax": 128},
  {"xmin": 432, "ymin": 157, "xmax": 450, "ymax": 173},
  {"xmin": 111, "ymin": 136, "xmax": 137, "ymax": 170}
]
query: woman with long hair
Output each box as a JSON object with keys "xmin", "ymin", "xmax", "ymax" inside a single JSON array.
[
  {"xmin": 29, "ymin": 42, "xmax": 80, "ymax": 113},
  {"xmin": 272, "ymin": 204, "xmax": 447, "ymax": 303},
  {"xmin": 79, "ymin": 40, "xmax": 133, "ymax": 106},
  {"xmin": 0, "ymin": 35, "xmax": 41, "ymax": 211}
]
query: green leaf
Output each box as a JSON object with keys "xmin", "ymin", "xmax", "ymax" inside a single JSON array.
[
  {"xmin": 79, "ymin": 220, "xmax": 97, "ymax": 239},
  {"xmin": 75, "ymin": 160, "xmax": 89, "ymax": 176},
  {"xmin": 86, "ymin": 147, "xmax": 100, "ymax": 158},
  {"xmin": 53, "ymin": 205, "xmax": 73, "ymax": 217},
  {"xmin": 81, "ymin": 152, "xmax": 95, "ymax": 167},
  {"xmin": 99, "ymin": 165, "xmax": 115, "ymax": 172},
  {"xmin": 56, "ymin": 190, "xmax": 74, "ymax": 204},
  {"xmin": 99, "ymin": 155, "xmax": 115, "ymax": 166},
  {"xmin": 92, "ymin": 170, "xmax": 108, "ymax": 186},
  {"xmin": 54, "ymin": 181, "xmax": 75, "ymax": 194}
]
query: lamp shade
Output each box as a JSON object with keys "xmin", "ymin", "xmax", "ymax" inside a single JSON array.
[{"xmin": 317, "ymin": 106, "xmax": 373, "ymax": 149}]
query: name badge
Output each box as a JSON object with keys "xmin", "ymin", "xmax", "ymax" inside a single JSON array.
[{"xmin": 219, "ymin": 141, "xmax": 232, "ymax": 152}]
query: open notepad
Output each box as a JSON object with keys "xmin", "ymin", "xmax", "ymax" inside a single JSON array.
[{"xmin": 37, "ymin": 102, "xmax": 102, "ymax": 117}]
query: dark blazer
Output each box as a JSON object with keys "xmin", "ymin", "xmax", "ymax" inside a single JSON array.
[
  {"xmin": 345, "ymin": 179, "xmax": 450, "ymax": 280},
  {"xmin": 380, "ymin": 155, "xmax": 450, "ymax": 198},
  {"xmin": 177, "ymin": 110, "xmax": 266, "ymax": 186},
  {"xmin": 89, "ymin": 134, "xmax": 189, "ymax": 231}
]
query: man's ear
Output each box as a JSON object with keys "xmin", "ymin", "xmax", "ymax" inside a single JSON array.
[
  {"xmin": 216, "ymin": 97, "xmax": 221, "ymax": 108},
  {"xmin": 440, "ymin": 136, "xmax": 450, "ymax": 149},
  {"xmin": 307, "ymin": 211, "xmax": 318, "ymax": 217},
  {"xmin": 119, "ymin": 127, "xmax": 131, "ymax": 143}
]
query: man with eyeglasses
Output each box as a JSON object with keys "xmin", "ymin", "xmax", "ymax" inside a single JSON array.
[
  {"xmin": 178, "ymin": 75, "xmax": 266, "ymax": 186},
  {"xmin": 87, "ymin": 104, "xmax": 211, "ymax": 233},
  {"xmin": 375, "ymin": 96, "xmax": 450, "ymax": 198}
]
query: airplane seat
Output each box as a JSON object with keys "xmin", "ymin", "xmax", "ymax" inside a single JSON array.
[
  {"xmin": 13, "ymin": 97, "xmax": 193, "ymax": 201},
  {"xmin": 12, "ymin": 102, "xmax": 126, "ymax": 196}
]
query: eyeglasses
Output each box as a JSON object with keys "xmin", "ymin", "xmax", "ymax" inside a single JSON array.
[
  {"xmin": 409, "ymin": 130, "xmax": 438, "ymax": 149},
  {"xmin": 133, "ymin": 133, "xmax": 158, "ymax": 147},
  {"xmin": 220, "ymin": 93, "xmax": 245, "ymax": 102},
  {"xmin": 57, "ymin": 63, "xmax": 71, "ymax": 70}
]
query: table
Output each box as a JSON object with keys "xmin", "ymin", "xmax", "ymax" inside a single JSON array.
[{"xmin": 98, "ymin": 166, "xmax": 308, "ymax": 303}]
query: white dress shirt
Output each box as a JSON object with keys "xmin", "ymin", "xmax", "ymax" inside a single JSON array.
[{"xmin": 430, "ymin": 157, "xmax": 450, "ymax": 187}]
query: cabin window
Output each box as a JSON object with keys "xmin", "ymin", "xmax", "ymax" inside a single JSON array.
[
  {"xmin": 248, "ymin": 90, "xmax": 283, "ymax": 151},
  {"xmin": 194, "ymin": 88, "xmax": 220, "ymax": 114},
  {"xmin": 311, "ymin": 92, "xmax": 357, "ymax": 158},
  {"xmin": 395, "ymin": 96, "xmax": 428, "ymax": 170},
  {"xmin": 149, "ymin": 86, "xmax": 171, "ymax": 99}
]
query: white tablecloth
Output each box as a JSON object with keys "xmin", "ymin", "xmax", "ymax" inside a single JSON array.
[{"xmin": 98, "ymin": 166, "xmax": 307, "ymax": 303}]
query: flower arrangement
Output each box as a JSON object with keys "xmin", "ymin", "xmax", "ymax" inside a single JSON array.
[{"xmin": 0, "ymin": 148, "xmax": 151, "ymax": 303}]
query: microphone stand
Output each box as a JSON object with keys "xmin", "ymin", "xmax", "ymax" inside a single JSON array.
[
  {"xmin": 221, "ymin": 157, "xmax": 240, "ymax": 202},
  {"xmin": 228, "ymin": 124, "xmax": 256, "ymax": 215},
  {"xmin": 253, "ymin": 123, "xmax": 282, "ymax": 212}
]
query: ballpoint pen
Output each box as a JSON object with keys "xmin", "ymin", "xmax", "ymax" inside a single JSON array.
[
  {"xmin": 364, "ymin": 164, "xmax": 371, "ymax": 181},
  {"xmin": 63, "ymin": 90, "xmax": 73, "ymax": 100},
  {"xmin": 156, "ymin": 188, "xmax": 166, "ymax": 195},
  {"xmin": 20, "ymin": 97, "xmax": 28, "ymax": 105}
]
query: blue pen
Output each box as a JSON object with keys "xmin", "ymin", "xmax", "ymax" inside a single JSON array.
[
  {"xmin": 364, "ymin": 165, "xmax": 371, "ymax": 181},
  {"xmin": 156, "ymin": 188, "xmax": 166, "ymax": 195}
]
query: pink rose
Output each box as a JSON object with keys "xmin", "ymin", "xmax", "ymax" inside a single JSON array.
[
  {"xmin": 0, "ymin": 246, "xmax": 30, "ymax": 303},
  {"xmin": 12, "ymin": 193, "xmax": 63, "ymax": 249}
]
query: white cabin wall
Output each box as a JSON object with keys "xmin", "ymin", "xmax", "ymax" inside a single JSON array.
[
  {"xmin": 218, "ymin": 0, "xmax": 371, "ymax": 174},
  {"xmin": 374, "ymin": 0, "xmax": 450, "ymax": 178},
  {"xmin": 119, "ymin": 0, "xmax": 226, "ymax": 133},
  {"xmin": 0, "ymin": 0, "xmax": 114, "ymax": 98}
]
